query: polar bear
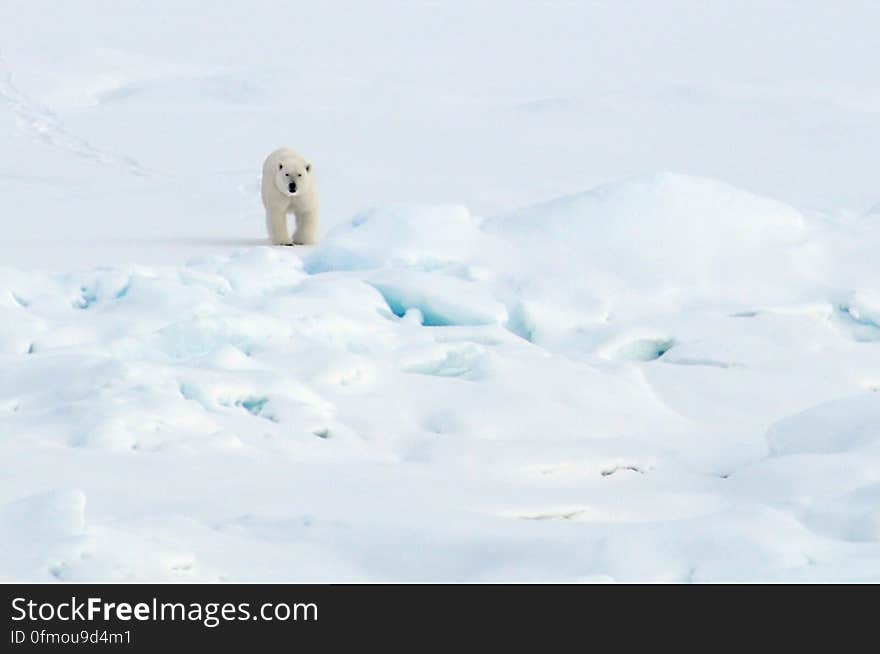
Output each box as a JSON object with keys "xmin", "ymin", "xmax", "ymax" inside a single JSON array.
[{"xmin": 261, "ymin": 147, "xmax": 320, "ymax": 245}]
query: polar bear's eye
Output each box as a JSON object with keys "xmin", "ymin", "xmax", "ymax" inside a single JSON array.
[
  {"xmin": 305, "ymin": 163, "xmax": 311, "ymax": 172},
  {"xmin": 278, "ymin": 164, "xmax": 283, "ymax": 170}
]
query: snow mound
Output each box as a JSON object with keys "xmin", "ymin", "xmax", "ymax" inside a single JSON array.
[
  {"xmin": 0, "ymin": 489, "xmax": 86, "ymax": 542},
  {"xmin": 306, "ymin": 204, "xmax": 487, "ymax": 277},
  {"xmin": 833, "ymin": 291, "xmax": 880, "ymax": 342},
  {"xmin": 767, "ymin": 393, "xmax": 880, "ymax": 455},
  {"xmin": 0, "ymin": 489, "xmax": 87, "ymax": 579},
  {"xmin": 486, "ymin": 173, "xmax": 818, "ymax": 299}
]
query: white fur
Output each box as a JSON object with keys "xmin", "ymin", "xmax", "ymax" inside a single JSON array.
[{"xmin": 261, "ymin": 147, "xmax": 320, "ymax": 245}]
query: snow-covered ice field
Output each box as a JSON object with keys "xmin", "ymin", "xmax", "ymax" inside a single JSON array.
[{"xmin": 2, "ymin": 1, "xmax": 880, "ymax": 582}]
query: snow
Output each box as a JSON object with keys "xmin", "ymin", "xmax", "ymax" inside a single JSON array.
[
  {"xmin": 767, "ymin": 394, "xmax": 880, "ymax": 456},
  {"xmin": 2, "ymin": 1, "xmax": 880, "ymax": 582}
]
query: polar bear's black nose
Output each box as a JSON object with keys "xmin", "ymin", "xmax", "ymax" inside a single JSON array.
[{"xmin": 288, "ymin": 181, "xmax": 297, "ymax": 193}]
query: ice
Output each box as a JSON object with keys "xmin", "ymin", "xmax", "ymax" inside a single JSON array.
[{"xmin": 367, "ymin": 270, "xmax": 507, "ymax": 327}]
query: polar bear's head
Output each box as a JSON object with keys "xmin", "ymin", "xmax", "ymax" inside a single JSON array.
[{"xmin": 274, "ymin": 157, "xmax": 313, "ymax": 198}]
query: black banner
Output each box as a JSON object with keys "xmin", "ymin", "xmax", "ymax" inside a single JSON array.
[{"xmin": 2, "ymin": 584, "xmax": 872, "ymax": 649}]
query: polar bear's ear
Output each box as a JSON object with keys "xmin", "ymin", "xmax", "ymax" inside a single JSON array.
[{"xmin": 305, "ymin": 163, "xmax": 311, "ymax": 172}]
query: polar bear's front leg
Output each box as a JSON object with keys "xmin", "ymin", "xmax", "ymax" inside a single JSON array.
[
  {"xmin": 265, "ymin": 206, "xmax": 292, "ymax": 245},
  {"xmin": 292, "ymin": 206, "xmax": 319, "ymax": 245}
]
